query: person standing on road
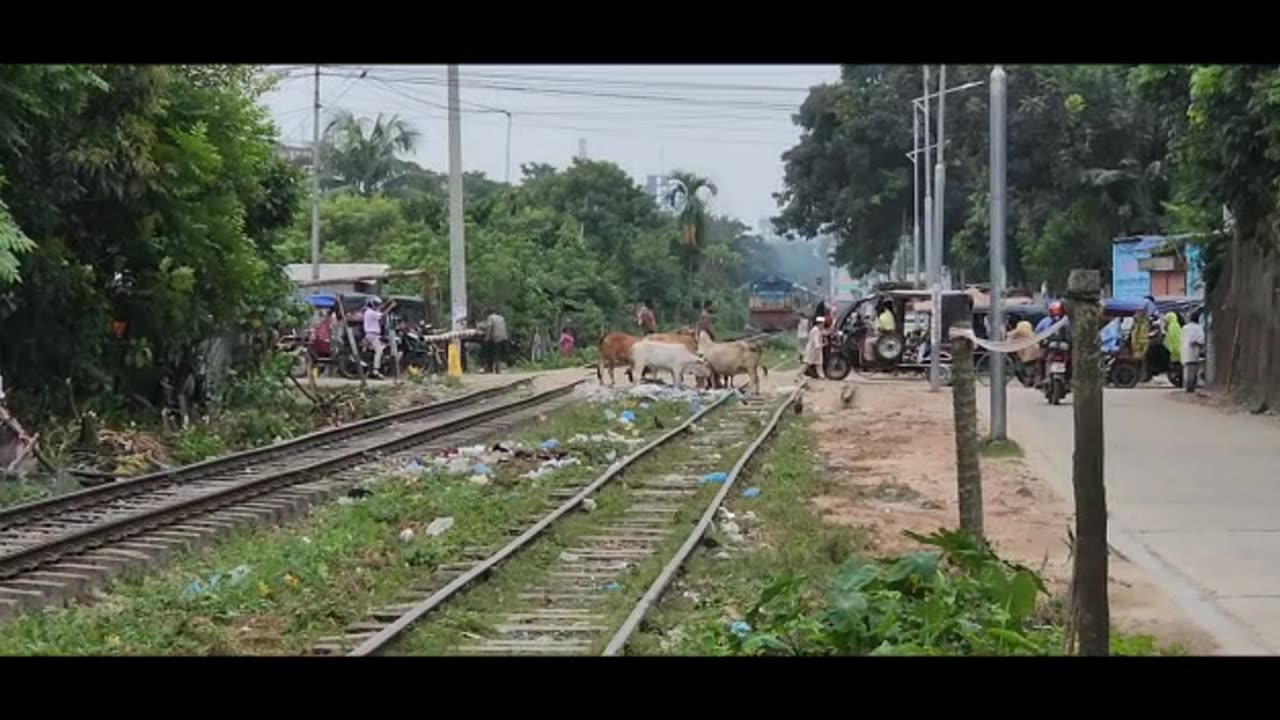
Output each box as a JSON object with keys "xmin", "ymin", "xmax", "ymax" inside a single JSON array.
[
  {"xmin": 802, "ymin": 315, "xmax": 826, "ymax": 379},
  {"xmin": 1164, "ymin": 312, "xmax": 1183, "ymax": 367},
  {"xmin": 483, "ymin": 308, "xmax": 509, "ymax": 374},
  {"xmin": 362, "ymin": 297, "xmax": 386, "ymax": 379},
  {"xmin": 559, "ymin": 327, "xmax": 576, "ymax": 359},
  {"xmin": 698, "ymin": 300, "xmax": 715, "ymax": 341},
  {"xmin": 636, "ymin": 299, "xmax": 657, "ymax": 335},
  {"xmin": 1181, "ymin": 310, "xmax": 1206, "ymax": 393},
  {"xmin": 796, "ymin": 311, "xmax": 810, "ymax": 364}
]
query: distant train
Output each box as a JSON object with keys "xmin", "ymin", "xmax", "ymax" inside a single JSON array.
[{"xmin": 748, "ymin": 276, "xmax": 822, "ymax": 332}]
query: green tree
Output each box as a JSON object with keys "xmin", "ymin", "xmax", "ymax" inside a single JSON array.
[
  {"xmin": 0, "ymin": 197, "xmax": 34, "ymax": 283},
  {"xmin": 321, "ymin": 111, "xmax": 422, "ymax": 197},
  {"xmin": 776, "ymin": 65, "xmax": 1175, "ymax": 290},
  {"xmin": 0, "ymin": 64, "xmax": 302, "ymax": 408},
  {"xmin": 665, "ymin": 170, "xmax": 718, "ymax": 312}
]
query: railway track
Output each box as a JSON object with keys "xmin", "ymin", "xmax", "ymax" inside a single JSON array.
[
  {"xmin": 0, "ymin": 376, "xmax": 586, "ymax": 621},
  {"xmin": 327, "ymin": 381, "xmax": 802, "ymax": 656}
]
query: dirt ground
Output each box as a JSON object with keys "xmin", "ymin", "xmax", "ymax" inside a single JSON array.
[{"xmin": 781, "ymin": 372, "xmax": 1219, "ymax": 654}]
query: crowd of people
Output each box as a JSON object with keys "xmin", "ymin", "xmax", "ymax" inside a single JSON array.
[{"xmin": 790, "ymin": 290, "xmax": 1207, "ymax": 393}]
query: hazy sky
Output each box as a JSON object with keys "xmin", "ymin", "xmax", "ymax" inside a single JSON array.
[{"xmin": 260, "ymin": 65, "xmax": 840, "ymax": 227}]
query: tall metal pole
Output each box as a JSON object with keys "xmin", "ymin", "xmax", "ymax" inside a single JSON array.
[
  {"xmin": 989, "ymin": 65, "xmax": 1009, "ymax": 440},
  {"xmin": 447, "ymin": 65, "xmax": 468, "ymax": 375},
  {"xmin": 310, "ymin": 64, "xmax": 322, "ymax": 281},
  {"xmin": 928, "ymin": 65, "xmax": 943, "ymax": 390},
  {"xmin": 503, "ymin": 111, "xmax": 512, "ymax": 184},
  {"xmin": 912, "ymin": 106, "xmax": 921, "ymax": 288}
]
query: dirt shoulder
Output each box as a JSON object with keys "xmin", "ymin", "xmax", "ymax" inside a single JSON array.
[{"xmin": 794, "ymin": 373, "xmax": 1218, "ymax": 654}]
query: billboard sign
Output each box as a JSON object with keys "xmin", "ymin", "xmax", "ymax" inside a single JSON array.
[{"xmin": 1111, "ymin": 235, "xmax": 1204, "ymax": 300}]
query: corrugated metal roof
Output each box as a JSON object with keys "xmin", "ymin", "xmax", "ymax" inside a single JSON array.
[{"xmin": 284, "ymin": 264, "xmax": 390, "ymax": 284}]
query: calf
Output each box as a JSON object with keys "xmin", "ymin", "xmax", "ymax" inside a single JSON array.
[
  {"xmin": 697, "ymin": 331, "xmax": 768, "ymax": 395},
  {"xmin": 630, "ymin": 340, "xmax": 710, "ymax": 389}
]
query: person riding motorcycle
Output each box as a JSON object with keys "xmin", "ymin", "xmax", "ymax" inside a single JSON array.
[{"xmin": 1035, "ymin": 301, "xmax": 1072, "ymax": 385}]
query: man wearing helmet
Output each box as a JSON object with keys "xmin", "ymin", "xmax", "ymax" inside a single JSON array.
[
  {"xmin": 362, "ymin": 296, "xmax": 387, "ymax": 379},
  {"xmin": 1034, "ymin": 300, "xmax": 1071, "ymax": 383}
]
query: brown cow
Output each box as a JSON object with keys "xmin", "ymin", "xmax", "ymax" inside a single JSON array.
[
  {"xmin": 597, "ymin": 332, "xmax": 639, "ymax": 386},
  {"xmin": 596, "ymin": 331, "xmax": 697, "ymax": 386}
]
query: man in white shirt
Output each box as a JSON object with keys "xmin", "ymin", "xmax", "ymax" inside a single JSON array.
[
  {"xmin": 362, "ymin": 298, "xmax": 386, "ymax": 379},
  {"xmin": 1180, "ymin": 310, "xmax": 1206, "ymax": 393}
]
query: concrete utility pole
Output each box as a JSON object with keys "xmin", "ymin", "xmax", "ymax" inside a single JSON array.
[
  {"xmin": 310, "ymin": 64, "xmax": 322, "ymax": 281},
  {"xmin": 989, "ymin": 65, "xmax": 1009, "ymax": 440},
  {"xmin": 922, "ymin": 66, "xmax": 936, "ymax": 390},
  {"xmin": 912, "ymin": 107, "xmax": 922, "ymax": 288},
  {"xmin": 447, "ymin": 64, "xmax": 468, "ymax": 376},
  {"xmin": 929, "ymin": 65, "xmax": 945, "ymax": 391}
]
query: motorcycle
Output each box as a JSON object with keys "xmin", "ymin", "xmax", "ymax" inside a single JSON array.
[
  {"xmin": 1042, "ymin": 339, "xmax": 1071, "ymax": 405},
  {"xmin": 396, "ymin": 320, "xmax": 446, "ymax": 375},
  {"xmin": 338, "ymin": 332, "xmax": 396, "ymax": 379}
]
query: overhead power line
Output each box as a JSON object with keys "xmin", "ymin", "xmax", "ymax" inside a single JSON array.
[{"xmin": 317, "ymin": 70, "xmax": 802, "ymax": 112}]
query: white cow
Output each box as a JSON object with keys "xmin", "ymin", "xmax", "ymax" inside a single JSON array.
[{"xmin": 630, "ymin": 340, "xmax": 710, "ymax": 389}]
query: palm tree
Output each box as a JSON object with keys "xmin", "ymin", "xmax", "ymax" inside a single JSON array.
[
  {"xmin": 320, "ymin": 111, "xmax": 422, "ymax": 196},
  {"xmin": 665, "ymin": 171, "xmax": 718, "ymax": 249},
  {"xmin": 664, "ymin": 171, "xmax": 718, "ymax": 313}
]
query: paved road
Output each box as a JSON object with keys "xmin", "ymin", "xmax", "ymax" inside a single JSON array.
[{"xmin": 987, "ymin": 385, "xmax": 1280, "ymax": 654}]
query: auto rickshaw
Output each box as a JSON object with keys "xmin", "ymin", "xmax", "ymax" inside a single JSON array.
[
  {"xmin": 824, "ymin": 289, "xmax": 951, "ymax": 381},
  {"xmin": 284, "ymin": 293, "xmax": 345, "ymax": 378},
  {"xmin": 970, "ymin": 300, "xmax": 1047, "ymax": 387},
  {"xmin": 1101, "ymin": 297, "xmax": 1202, "ymax": 389}
]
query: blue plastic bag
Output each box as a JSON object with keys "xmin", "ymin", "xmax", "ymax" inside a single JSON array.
[
  {"xmin": 700, "ymin": 472, "xmax": 729, "ymax": 484},
  {"xmin": 620, "ymin": 410, "xmax": 637, "ymax": 423},
  {"xmin": 601, "ymin": 581, "xmax": 623, "ymax": 592},
  {"xmin": 730, "ymin": 620, "xmax": 752, "ymax": 638},
  {"xmin": 541, "ymin": 439, "xmax": 560, "ymax": 451},
  {"xmin": 741, "ymin": 487, "xmax": 761, "ymax": 499}
]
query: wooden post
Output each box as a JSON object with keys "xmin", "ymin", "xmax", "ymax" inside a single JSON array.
[
  {"xmin": 336, "ymin": 295, "xmax": 366, "ymax": 390},
  {"xmin": 1067, "ymin": 269, "xmax": 1108, "ymax": 656},
  {"xmin": 949, "ymin": 324, "xmax": 984, "ymax": 538}
]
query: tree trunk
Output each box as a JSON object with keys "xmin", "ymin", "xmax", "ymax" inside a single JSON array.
[
  {"xmin": 949, "ymin": 331, "xmax": 984, "ymax": 538},
  {"xmin": 1067, "ymin": 269, "xmax": 1108, "ymax": 656}
]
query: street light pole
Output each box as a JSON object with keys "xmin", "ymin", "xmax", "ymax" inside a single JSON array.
[
  {"xmin": 503, "ymin": 110, "xmax": 512, "ymax": 185},
  {"xmin": 912, "ymin": 106, "xmax": 921, "ymax": 288},
  {"xmin": 928, "ymin": 65, "xmax": 945, "ymax": 391},
  {"xmin": 989, "ymin": 65, "xmax": 1009, "ymax": 440},
  {"xmin": 447, "ymin": 64, "xmax": 468, "ymax": 377}
]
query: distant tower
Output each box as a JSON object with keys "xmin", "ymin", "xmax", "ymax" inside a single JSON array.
[{"xmin": 576, "ymin": 138, "xmax": 588, "ymax": 160}]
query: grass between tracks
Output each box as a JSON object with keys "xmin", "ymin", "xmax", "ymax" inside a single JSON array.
[
  {"xmin": 0, "ymin": 394, "xmax": 693, "ymax": 655},
  {"xmin": 628, "ymin": 417, "xmax": 1184, "ymax": 657},
  {"xmin": 388, "ymin": 401, "xmax": 764, "ymax": 655}
]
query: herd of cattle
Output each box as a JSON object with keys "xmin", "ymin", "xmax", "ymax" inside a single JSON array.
[{"xmin": 596, "ymin": 330, "xmax": 768, "ymax": 394}]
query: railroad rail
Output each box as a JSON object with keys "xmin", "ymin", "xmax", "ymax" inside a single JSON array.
[
  {"xmin": 334, "ymin": 381, "xmax": 802, "ymax": 656},
  {"xmin": 0, "ymin": 377, "xmax": 585, "ymax": 619}
]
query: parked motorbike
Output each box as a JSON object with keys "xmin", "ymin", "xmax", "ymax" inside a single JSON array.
[
  {"xmin": 396, "ymin": 321, "xmax": 446, "ymax": 374},
  {"xmin": 1042, "ymin": 339, "xmax": 1072, "ymax": 405}
]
